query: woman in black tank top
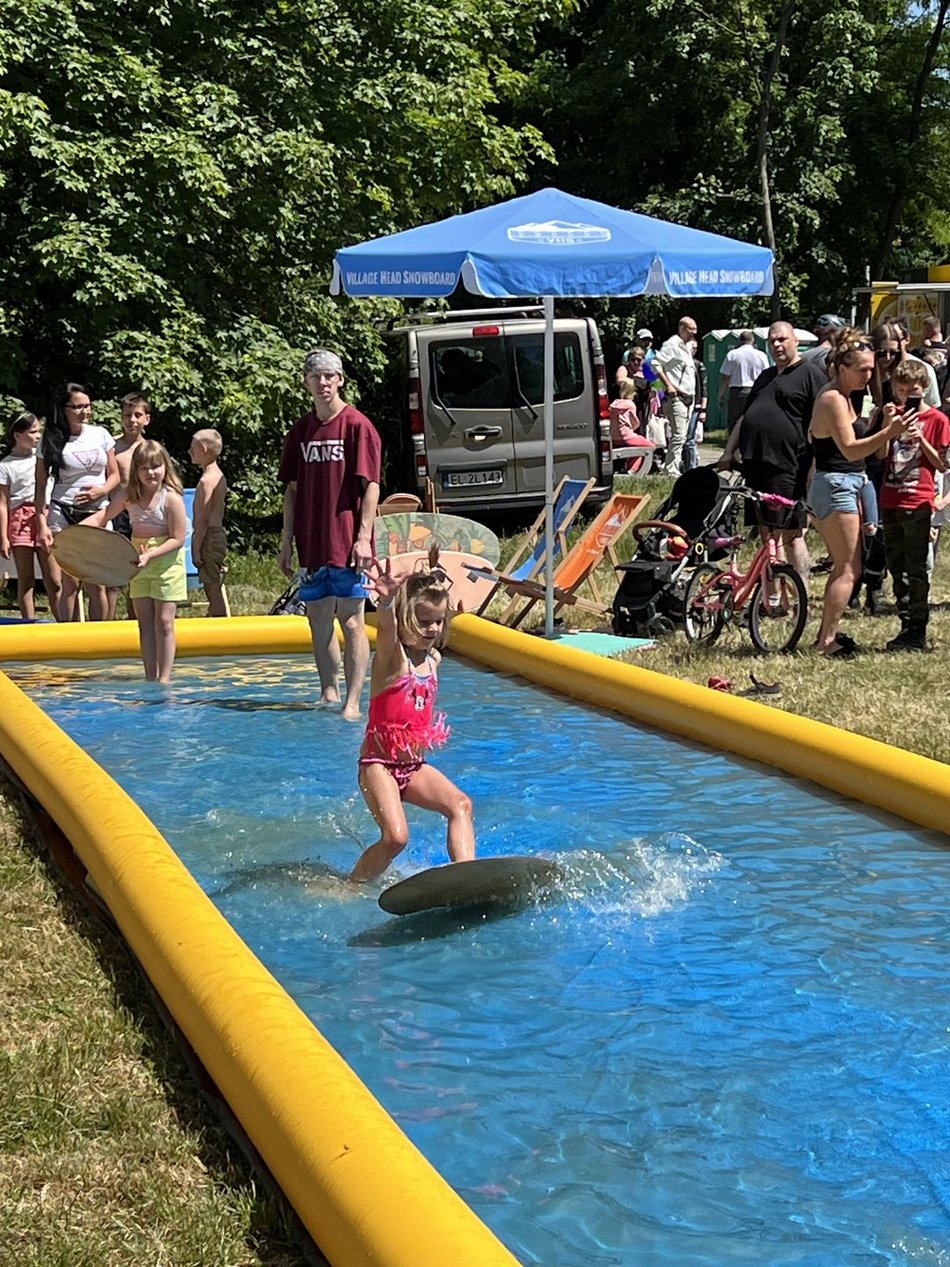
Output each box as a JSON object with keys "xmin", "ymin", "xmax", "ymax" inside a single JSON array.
[{"xmin": 807, "ymin": 329, "xmax": 905, "ymax": 657}]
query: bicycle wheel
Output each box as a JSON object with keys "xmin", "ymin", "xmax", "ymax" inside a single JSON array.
[
  {"xmin": 683, "ymin": 565, "xmax": 728, "ymax": 645},
  {"xmin": 748, "ymin": 564, "xmax": 808, "ymax": 653}
]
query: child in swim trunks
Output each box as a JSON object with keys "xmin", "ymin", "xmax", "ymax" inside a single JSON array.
[
  {"xmin": 349, "ymin": 557, "xmax": 476, "ymax": 883},
  {"xmin": 88, "ymin": 440, "xmax": 187, "ymax": 683}
]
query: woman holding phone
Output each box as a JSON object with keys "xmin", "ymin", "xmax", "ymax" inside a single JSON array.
[{"xmin": 807, "ymin": 328, "xmax": 907, "ymax": 657}]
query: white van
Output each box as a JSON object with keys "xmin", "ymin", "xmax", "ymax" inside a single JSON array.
[{"xmin": 384, "ymin": 308, "xmax": 614, "ymax": 513}]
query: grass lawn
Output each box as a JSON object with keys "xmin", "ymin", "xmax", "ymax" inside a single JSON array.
[{"xmin": 1, "ymin": 471, "xmax": 947, "ymax": 1262}]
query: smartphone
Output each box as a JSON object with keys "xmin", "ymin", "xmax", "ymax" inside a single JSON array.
[{"xmin": 906, "ymin": 394, "xmax": 923, "ymax": 412}]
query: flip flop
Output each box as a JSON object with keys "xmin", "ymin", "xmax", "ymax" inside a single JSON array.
[
  {"xmin": 706, "ymin": 675, "xmax": 733, "ymax": 692},
  {"xmin": 737, "ymin": 673, "xmax": 781, "ymax": 696}
]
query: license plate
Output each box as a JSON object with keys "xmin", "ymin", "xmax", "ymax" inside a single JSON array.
[{"xmin": 442, "ymin": 469, "xmax": 503, "ymax": 488}]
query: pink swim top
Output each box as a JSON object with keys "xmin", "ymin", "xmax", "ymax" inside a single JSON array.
[
  {"xmin": 361, "ymin": 655, "xmax": 449, "ymax": 763},
  {"xmin": 129, "ymin": 489, "xmax": 171, "ymax": 539}
]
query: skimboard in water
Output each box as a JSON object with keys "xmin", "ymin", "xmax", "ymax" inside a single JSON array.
[
  {"xmin": 378, "ymin": 855, "xmax": 560, "ymax": 917},
  {"xmin": 53, "ymin": 525, "xmax": 140, "ymax": 587}
]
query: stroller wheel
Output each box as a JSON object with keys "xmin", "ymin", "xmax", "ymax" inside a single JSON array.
[{"xmin": 647, "ymin": 614, "xmax": 676, "ymax": 637}]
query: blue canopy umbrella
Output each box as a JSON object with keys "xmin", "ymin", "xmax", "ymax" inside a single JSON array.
[{"xmin": 332, "ymin": 187, "xmax": 774, "ymax": 634}]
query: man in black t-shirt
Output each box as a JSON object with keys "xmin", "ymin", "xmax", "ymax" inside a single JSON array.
[{"xmin": 720, "ymin": 321, "xmax": 828, "ymax": 580}]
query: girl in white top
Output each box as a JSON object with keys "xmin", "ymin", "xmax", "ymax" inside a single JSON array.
[
  {"xmin": 89, "ymin": 440, "xmax": 187, "ymax": 684},
  {"xmin": 0, "ymin": 412, "xmax": 60, "ymax": 619},
  {"xmin": 35, "ymin": 382, "xmax": 120, "ymax": 621}
]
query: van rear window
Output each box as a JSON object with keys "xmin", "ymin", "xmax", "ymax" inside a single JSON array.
[
  {"xmin": 511, "ymin": 333, "xmax": 584, "ymax": 405},
  {"xmin": 429, "ymin": 332, "xmax": 585, "ymax": 410},
  {"xmin": 431, "ymin": 339, "xmax": 509, "ymax": 410}
]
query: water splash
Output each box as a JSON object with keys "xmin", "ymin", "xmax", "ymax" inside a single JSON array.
[{"xmin": 554, "ymin": 832, "xmax": 723, "ymax": 918}]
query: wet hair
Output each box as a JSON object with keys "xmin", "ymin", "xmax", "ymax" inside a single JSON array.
[
  {"xmin": 393, "ymin": 565, "xmax": 452, "ymax": 648},
  {"xmin": 120, "ymin": 391, "xmax": 151, "ymax": 414},
  {"xmin": 191, "ymin": 427, "xmax": 223, "ymax": 457},
  {"xmin": 891, "ymin": 359, "xmax": 930, "ymax": 391},
  {"xmin": 828, "ymin": 326, "xmax": 873, "ymax": 371},
  {"xmin": 6, "ymin": 410, "xmax": 40, "ymax": 450},
  {"xmin": 41, "ymin": 382, "xmax": 91, "ymax": 480},
  {"xmin": 127, "ymin": 439, "xmax": 183, "ymax": 501}
]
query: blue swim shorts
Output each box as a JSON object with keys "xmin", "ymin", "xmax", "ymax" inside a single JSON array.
[
  {"xmin": 808, "ymin": 470, "xmax": 866, "ymax": 520},
  {"xmin": 299, "ymin": 565, "xmax": 370, "ymax": 602}
]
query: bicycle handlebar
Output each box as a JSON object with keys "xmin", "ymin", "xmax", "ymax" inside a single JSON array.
[{"xmin": 731, "ymin": 485, "xmax": 797, "ymax": 508}]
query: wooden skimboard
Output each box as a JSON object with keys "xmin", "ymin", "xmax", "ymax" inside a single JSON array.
[
  {"xmin": 379, "ymin": 855, "xmax": 560, "ymax": 916},
  {"xmin": 382, "ymin": 550, "xmax": 496, "ymax": 613},
  {"xmin": 53, "ymin": 525, "xmax": 140, "ymax": 586},
  {"xmin": 375, "ymin": 512, "xmax": 501, "ymax": 567}
]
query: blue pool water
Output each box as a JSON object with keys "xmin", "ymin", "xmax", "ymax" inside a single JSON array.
[{"xmin": 12, "ymin": 655, "xmax": 950, "ymax": 1266}]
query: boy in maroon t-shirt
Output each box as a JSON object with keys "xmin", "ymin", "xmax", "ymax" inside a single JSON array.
[
  {"xmin": 279, "ymin": 349, "xmax": 381, "ymax": 716},
  {"xmin": 880, "ymin": 360, "xmax": 950, "ymax": 651}
]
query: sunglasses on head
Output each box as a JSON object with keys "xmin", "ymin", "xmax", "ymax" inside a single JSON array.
[{"xmin": 843, "ymin": 340, "xmax": 872, "ymax": 352}]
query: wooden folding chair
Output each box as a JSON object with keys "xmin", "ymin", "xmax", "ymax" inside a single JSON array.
[
  {"xmin": 488, "ymin": 492, "xmax": 651, "ymax": 629},
  {"xmin": 376, "ymin": 492, "xmax": 423, "ymax": 514},
  {"xmin": 474, "ymin": 476, "xmax": 595, "ymax": 621}
]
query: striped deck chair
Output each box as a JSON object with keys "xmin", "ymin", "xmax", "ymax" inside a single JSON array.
[
  {"xmin": 474, "ymin": 476, "xmax": 595, "ymax": 620},
  {"xmin": 490, "ymin": 492, "xmax": 651, "ymax": 629}
]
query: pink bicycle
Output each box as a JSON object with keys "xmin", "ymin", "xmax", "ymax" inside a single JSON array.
[{"xmin": 683, "ymin": 488, "xmax": 809, "ymax": 653}]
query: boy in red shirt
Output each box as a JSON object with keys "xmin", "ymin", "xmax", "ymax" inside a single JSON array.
[
  {"xmin": 279, "ymin": 350, "xmax": 382, "ymax": 716},
  {"xmin": 880, "ymin": 360, "xmax": 950, "ymax": 650}
]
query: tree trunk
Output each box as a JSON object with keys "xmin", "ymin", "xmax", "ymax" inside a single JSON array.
[
  {"xmin": 757, "ymin": 0, "xmax": 796, "ymax": 319},
  {"xmin": 870, "ymin": 0, "xmax": 950, "ymax": 279}
]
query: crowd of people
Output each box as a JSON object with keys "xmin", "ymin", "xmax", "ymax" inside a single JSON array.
[
  {"xmin": 0, "ymin": 384, "xmax": 229, "ymax": 680},
  {"xmin": 618, "ymin": 312, "xmax": 949, "ymax": 655}
]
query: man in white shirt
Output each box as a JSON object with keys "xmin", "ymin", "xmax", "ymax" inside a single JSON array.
[
  {"xmin": 717, "ymin": 330, "xmax": 770, "ymax": 430},
  {"xmin": 653, "ymin": 315, "xmax": 698, "ymax": 475}
]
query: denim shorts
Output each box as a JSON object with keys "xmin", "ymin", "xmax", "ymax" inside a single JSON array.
[
  {"xmin": 808, "ymin": 470, "xmax": 865, "ymax": 520},
  {"xmin": 299, "ymin": 565, "xmax": 369, "ymax": 602}
]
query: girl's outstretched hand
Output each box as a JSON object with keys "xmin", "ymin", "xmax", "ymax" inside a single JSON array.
[{"xmin": 366, "ymin": 556, "xmax": 401, "ymax": 610}]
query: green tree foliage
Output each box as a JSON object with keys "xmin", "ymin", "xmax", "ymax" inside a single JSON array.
[
  {"xmin": 0, "ymin": 0, "xmax": 560, "ymax": 538},
  {"xmin": 521, "ymin": 0, "xmax": 949, "ymax": 321}
]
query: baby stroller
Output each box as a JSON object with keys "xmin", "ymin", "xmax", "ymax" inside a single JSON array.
[{"xmin": 612, "ymin": 467, "xmax": 744, "ymax": 637}]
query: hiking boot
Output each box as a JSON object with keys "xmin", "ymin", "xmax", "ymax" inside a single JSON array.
[{"xmin": 886, "ymin": 623, "xmax": 927, "ymax": 652}]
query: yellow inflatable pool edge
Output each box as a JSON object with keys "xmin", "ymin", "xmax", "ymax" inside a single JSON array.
[
  {"xmin": 0, "ymin": 668, "xmax": 519, "ymax": 1267},
  {"xmin": 0, "ymin": 614, "xmax": 317, "ymax": 659},
  {"xmin": 1, "ymin": 610, "xmax": 948, "ymax": 1267},
  {"xmin": 445, "ymin": 614, "xmax": 950, "ymax": 838}
]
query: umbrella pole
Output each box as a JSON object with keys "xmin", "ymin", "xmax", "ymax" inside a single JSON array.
[{"xmin": 543, "ymin": 296, "xmax": 555, "ymax": 638}]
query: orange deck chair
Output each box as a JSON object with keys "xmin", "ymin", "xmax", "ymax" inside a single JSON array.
[{"xmin": 488, "ymin": 491, "xmax": 651, "ymax": 629}]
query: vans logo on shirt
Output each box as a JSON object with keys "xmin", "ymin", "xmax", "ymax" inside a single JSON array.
[{"xmin": 301, "ymin": 439, "xmax": 345, "ymax": 463}]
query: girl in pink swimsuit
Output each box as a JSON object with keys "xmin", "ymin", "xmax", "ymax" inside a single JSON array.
[{"xmin": 350, "ymin": 558, "xmax": 476, "ymax": 883}]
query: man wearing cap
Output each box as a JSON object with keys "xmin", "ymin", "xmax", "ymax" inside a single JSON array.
[
  {"xmin": 279, "ymin": 349, "xmax": 381, "ymax": 719},
  {"xmin": 717, "ymin": 330, "xmax": 769, "ymax": 431},
  {"xmin": 653, "ymin": 315, "xmax": 699, "ymax": 475},
  {"xmin": 800, "ymin": 314, "xmax": 847, "ymax": 368}
]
